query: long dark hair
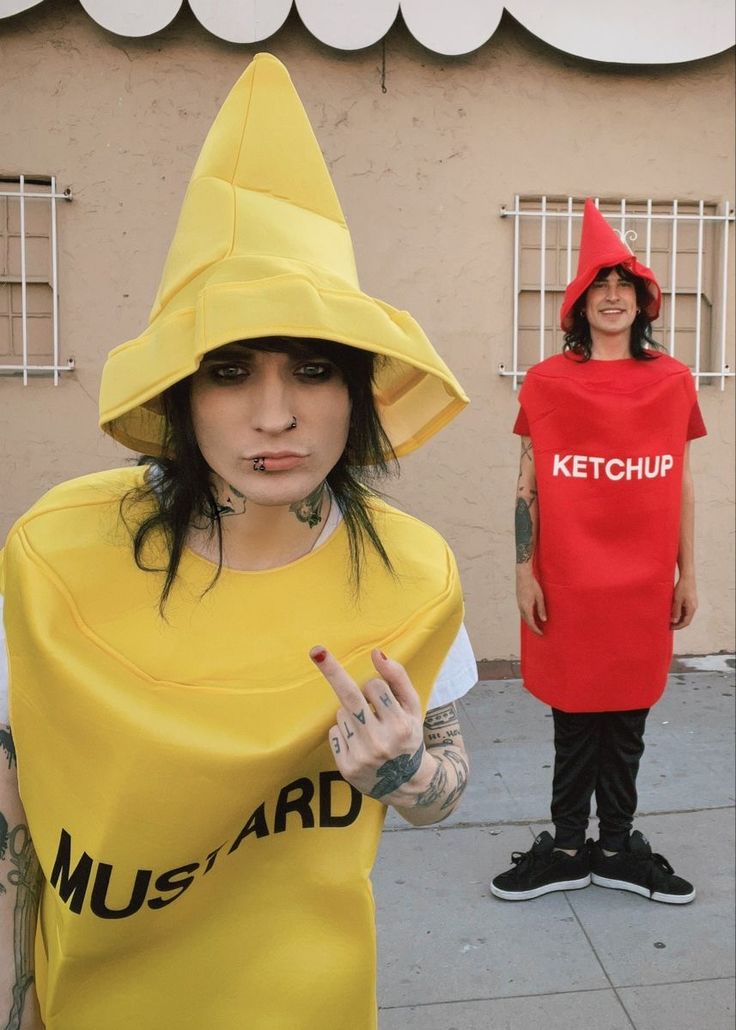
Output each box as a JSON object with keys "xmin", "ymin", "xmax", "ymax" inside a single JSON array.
[
  {"xmin": 123, "ymin": 337, "xmax": 398, "ymax": 611},
  {"xmin": 563, "ymin": 264, "xmax": 664, "ymax": 361}
]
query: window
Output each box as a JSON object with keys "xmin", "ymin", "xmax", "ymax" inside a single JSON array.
[
  {"xmin": 499, "ymin": 195, "xmax": 735, "ymax": 390},
  {"xmin": 0, "ymin": 174, "xmax": 74, "ymax": 384}
]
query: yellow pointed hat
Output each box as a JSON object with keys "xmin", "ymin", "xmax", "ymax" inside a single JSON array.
[{"xmin": 99, "ymin": 53, "xmax": 468, "ymax": 457}]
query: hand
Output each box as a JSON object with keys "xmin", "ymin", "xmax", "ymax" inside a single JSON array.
[
  {"xmin": 309, "ymin": 646, "xmax": 432, "ymax": 804},
  {"xmin": 516, "ymin": 568, "xmax": 547, "ymax": 635},
  {"xmin": 671, "ymin": 573, "xmax": 698, "ymax": 629}
]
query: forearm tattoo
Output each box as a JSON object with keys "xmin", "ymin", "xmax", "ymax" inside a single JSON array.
[
  {"xmin": 0, "ymin": 729, "xmax": 15, "ymax": 769},
  {"xmin": 439, "ymin": 748, "xmax": 469, "ymax": 811},
  {"xmin": 1, "ymin": 728, "xmax": 42, "ymax": 1030},
  {"xmin": 369, "ymin": 744, "xmax": 425, "ymax": 799},
  {"xmin": 416, "ymin": 705, "xmax": 469, "ymax": 812},
  {"xmin": 515, "ymin": 496, "xmax": 534, "ymax": 564},
  {"xmin": 289, "ymin": 484, "xmax": 325, "ymax": 528},
  {"xmin": 424, "ymin": 704, "xmax": 462, "ymax": 749},
  {"xmin": 414, "ymin": 758, "xmax": 448, "ymax": 808},
  {"xmin": 515, "ymin": 438, "xmax": 537, "ymax": 564}
]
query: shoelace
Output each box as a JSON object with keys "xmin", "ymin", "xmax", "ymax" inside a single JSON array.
[
  {"xmin": 510, "ymin": 845, "xmax": 548, "ymax": 872},
  {"xmin": 635, "ymin": 849, "xmax": 676, "ymax": 892}
]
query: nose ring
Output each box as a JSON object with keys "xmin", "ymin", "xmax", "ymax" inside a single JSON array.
[{"xmin": 288, "ymin": 417, "xmax": 297, "ymax": 430}]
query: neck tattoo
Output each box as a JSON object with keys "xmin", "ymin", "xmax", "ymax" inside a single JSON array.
[
  {"xmin": 289, "ymin": 484, "xmax": 325, "ymax": 529},
  {"xmin": 214, "ymin": 481, "xmax": 247, "ymax": 518}
]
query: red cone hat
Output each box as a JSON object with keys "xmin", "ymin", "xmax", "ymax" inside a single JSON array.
[{"xmin": 560, "ymin": 198, "xmax": 661, "ymax": 331}]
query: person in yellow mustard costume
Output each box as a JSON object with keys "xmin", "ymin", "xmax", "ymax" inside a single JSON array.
[{"xmin": 0, "ymin": 54, "xmax": 476, "ymax": 1030}]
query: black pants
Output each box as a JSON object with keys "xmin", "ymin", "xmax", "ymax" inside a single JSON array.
[{"xmin": 551, "ymin": 708, "xmax": 649, "ymax": 852}]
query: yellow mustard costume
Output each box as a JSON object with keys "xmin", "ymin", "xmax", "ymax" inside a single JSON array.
[{"xmin": 3, "ymin": 53, "xmax": 468, "ymax": 1029}]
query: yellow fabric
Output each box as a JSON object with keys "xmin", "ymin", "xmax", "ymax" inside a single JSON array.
[
  {"xmin": 99, "ymin": 53, "xmax": 468, "ymax": 458},
  {"xmin": 4, "ymin": 467, "xmax": 464, "ymax": 1030}
]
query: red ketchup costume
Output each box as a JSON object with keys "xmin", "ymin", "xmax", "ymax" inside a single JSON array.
[{"xmin": 515, "ymin": 201, "xmax": 706, "ymax": 713}]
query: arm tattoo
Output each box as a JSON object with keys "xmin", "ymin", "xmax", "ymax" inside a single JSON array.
[
  {"xmin": 0, "ymin": 729, "xmax": 16, "ymax": 769},
  {"xmin": 414, "ymin": 758, "xmax": 448, "ymax": 807},
  {"xmin": 369, "ymin": 744, "xmax": 424, "ymax": 799},
  {"xmin": 423, "ymin": 704, "xmax": 457, "ymax": 729},
  {"xmin": 515, "ymin": 496, "xmax": 534, "ymax": 564},
  {"xmin": 1, "ymin": 815, "xmax": 42, "ymax": 1029},
  {"xmin": 425, "ymin": 726, "xmax": 462, "ymax": 749},
  {"xmin": 289, "ymin": 484, "xmax": 324, "ymax": 528},
  {"xmin": 424, "ymin": 705, "xmax": 462, "ymax": 749},
  {"xmin": 520, "ymin": 439, "xmax": 533, "ymax": 463},
  {"xmin": 439, "ymin": 748, "xmax": 469, "ymax": 811}
]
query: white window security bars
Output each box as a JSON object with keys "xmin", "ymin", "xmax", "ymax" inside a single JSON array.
[
  {"xmin": 0, "ymin": 174, "xmax": 74, "ymax": 384},
  {"xmin": 499, "ymin": 195, "xmax": 735, "ymax": 390}
]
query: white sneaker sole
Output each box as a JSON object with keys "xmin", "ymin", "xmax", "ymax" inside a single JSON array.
[
  {"xmin": 490, "ymin": 874, "xmax": 591, "ymax": 901},
  {"xmin": 591, "ymin": 872, "xmax": 696, "ymax": 904}
]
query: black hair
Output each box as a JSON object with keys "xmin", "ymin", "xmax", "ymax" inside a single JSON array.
[
  {"xmin": 122, "ymin": 337, "xmax": 397, "ymax": 611},
  {"xmin": 562, "ymin": 264, "xmax": 664, "ymax": 361}
]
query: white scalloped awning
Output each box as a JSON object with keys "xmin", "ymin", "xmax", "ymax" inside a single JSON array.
[{"xmin": 1, "ymin": 0, "xmax": 733, "ymax": 62}]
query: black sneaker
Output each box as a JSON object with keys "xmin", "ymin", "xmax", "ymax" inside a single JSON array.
[
  {"xmin": 490, "ymin": 831, "xmax": 591, "ymax": 901},
  {"xmin": 590, "ymin": 831, "xmax": 695, "ymax": 904}
]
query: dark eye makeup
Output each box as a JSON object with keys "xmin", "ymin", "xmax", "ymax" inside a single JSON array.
[{"xmin": 197, "ymin": 355, "xmax": 337, "ymax": 385}]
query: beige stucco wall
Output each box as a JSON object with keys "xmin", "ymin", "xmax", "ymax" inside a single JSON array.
[{"xmin": 0, "ymin": 4, "xmax": 733, "ymax": 660}]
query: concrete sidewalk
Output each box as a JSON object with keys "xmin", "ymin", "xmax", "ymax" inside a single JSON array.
[{"xmin": 373, "ymin": 660, "xmax": 735, "ymax": 1030}]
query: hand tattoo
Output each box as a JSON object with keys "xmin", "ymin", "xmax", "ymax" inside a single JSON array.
[{"xmin": 369, "ymin": 744, "xmax": 424, "ymax": 799}]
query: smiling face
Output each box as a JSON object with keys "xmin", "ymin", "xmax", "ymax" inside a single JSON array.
[
  {"xmin": 190, "ymin": 341, "xmax": 352, "ymax": 508},
  {"xmin": 583, "ymin": 267, "xmax": 638, "ymax": 340}
]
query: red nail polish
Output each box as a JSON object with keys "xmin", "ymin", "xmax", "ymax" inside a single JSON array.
[{"xmin": 312, "ymin": 650, "xmax": 327, "ymax": 664}]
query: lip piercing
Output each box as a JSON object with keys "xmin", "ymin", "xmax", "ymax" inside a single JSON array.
[{"xmin": 253, "ymin": 458, "xmax": 266, "ymax": 471}]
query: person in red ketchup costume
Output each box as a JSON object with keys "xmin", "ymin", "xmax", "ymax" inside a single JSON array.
[{"xmin": 491, "ymin": 199, "xmax": 706, "ymax": 905}]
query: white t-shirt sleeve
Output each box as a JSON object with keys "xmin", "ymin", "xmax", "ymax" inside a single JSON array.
[
  {"xmin": 426, "ymin": 622, "xmax": 477, "ymax": 709},
  {"xmin": 0, "ymin": 596, "xmax": 8, "ymax": 725}
]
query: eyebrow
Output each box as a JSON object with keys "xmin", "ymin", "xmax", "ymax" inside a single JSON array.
[
  {"xmin": 199, "ymin": 343, "xmax": 334, "ymax": 364},
  {"xmin": 200, "ymin": 347, "xmax": 250, "ymax": 362}
]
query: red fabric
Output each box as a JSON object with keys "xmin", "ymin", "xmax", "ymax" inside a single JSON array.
[
  {"xmin": 560, "ymin": 199, "xmax": 661, "ymax": 331},
  {"xmin": 687, "ymin": 399, "xmax": 707, "ymax": 440},
  {"xmin": 516, "ymin": 352, "xmax": 705, "ymax": 712},
  {"xmin": 513, "ymin": 406, "xmax": 530, "ymax": 436},
  {"xmin": 515, "ymin": 382, "xmax": 706, "ymax": 441}
]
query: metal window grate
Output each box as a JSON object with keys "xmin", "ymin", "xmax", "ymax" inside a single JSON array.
[
  {"xmin": 0, "ymin": 174, "xmax": 74, "ymax": 384},
  {"xmin": 499, "ymin": 195, "xmax": 735, "ymax": 391}
]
